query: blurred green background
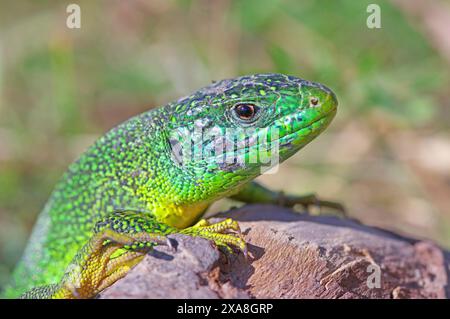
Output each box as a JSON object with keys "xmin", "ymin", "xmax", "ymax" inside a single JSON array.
[{"xmin": 0, "ymin": 0, "xmax": 449, "ymax": 289}]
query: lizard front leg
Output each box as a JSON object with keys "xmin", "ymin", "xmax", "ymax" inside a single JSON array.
[
  {"xmin": 230, "ymin": 181, "xmax": 346, "ymax": 215},
  {"xmin": 20, "ymin": 211, "xmax": 246, "ymax": 299}
]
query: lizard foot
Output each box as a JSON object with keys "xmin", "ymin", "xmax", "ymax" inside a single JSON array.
[
  {"xmin": 21, "ymin": 211, "xmax": 178, "ymax": 299},
  {"xmin": 180, "ymin": 218, "xmax": 247, "ymax": 256},
  {"xmin": 279, "ymin": 192, "xmax": 347, "ymax": 217}
]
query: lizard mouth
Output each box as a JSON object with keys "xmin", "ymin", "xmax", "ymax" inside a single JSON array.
[
  {"xmin": 244, "ymin": 105, "xmax": 336, "ymax": 150},
  {"xmin": 275, "ymin": 114, "xmax": 333, "ymax": 147},
  {"xmin": 275, "ymin": 107, "xmax": 337, "ymax": 147},
  {"xmin": 208, "ymin": 107, "xmax": 336, "ymax": 165}
]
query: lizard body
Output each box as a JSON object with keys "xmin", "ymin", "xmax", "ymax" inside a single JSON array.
[{"xmin": 3, "ymin": 73, "xmax": 338, "ymax": 298}]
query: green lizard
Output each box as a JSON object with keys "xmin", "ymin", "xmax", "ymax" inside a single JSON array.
[{"xmin": 3, "ymin": 73, "xmax": 340, "ymax": 299}]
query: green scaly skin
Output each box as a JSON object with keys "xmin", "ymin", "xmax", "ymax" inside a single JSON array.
[{"xmin": 3, "ymin": 73, "xmax": 338, "ymax": 298}]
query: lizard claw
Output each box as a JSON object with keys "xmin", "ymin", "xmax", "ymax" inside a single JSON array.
[
  {"xmin": 181, "ymin": 218, "xmax": 247, "ymax": 257},
  {"xmin": 166, "ymin": 237, "xmax": 177, "ymax": 252}
]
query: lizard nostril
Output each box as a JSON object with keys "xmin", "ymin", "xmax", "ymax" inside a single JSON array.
[{"xmin": 310, "ymin": 97, "xmax": 319, "ymax": 106}]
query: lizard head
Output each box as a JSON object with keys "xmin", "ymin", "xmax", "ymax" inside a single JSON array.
[{"xmin": 165, "ymin": 73, "xmax": 337, "ymax": 198}]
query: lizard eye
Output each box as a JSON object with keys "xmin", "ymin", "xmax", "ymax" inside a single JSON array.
[{"xmin": 233, "ymin": 103, "xmax": 258, "ymax": 121}]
